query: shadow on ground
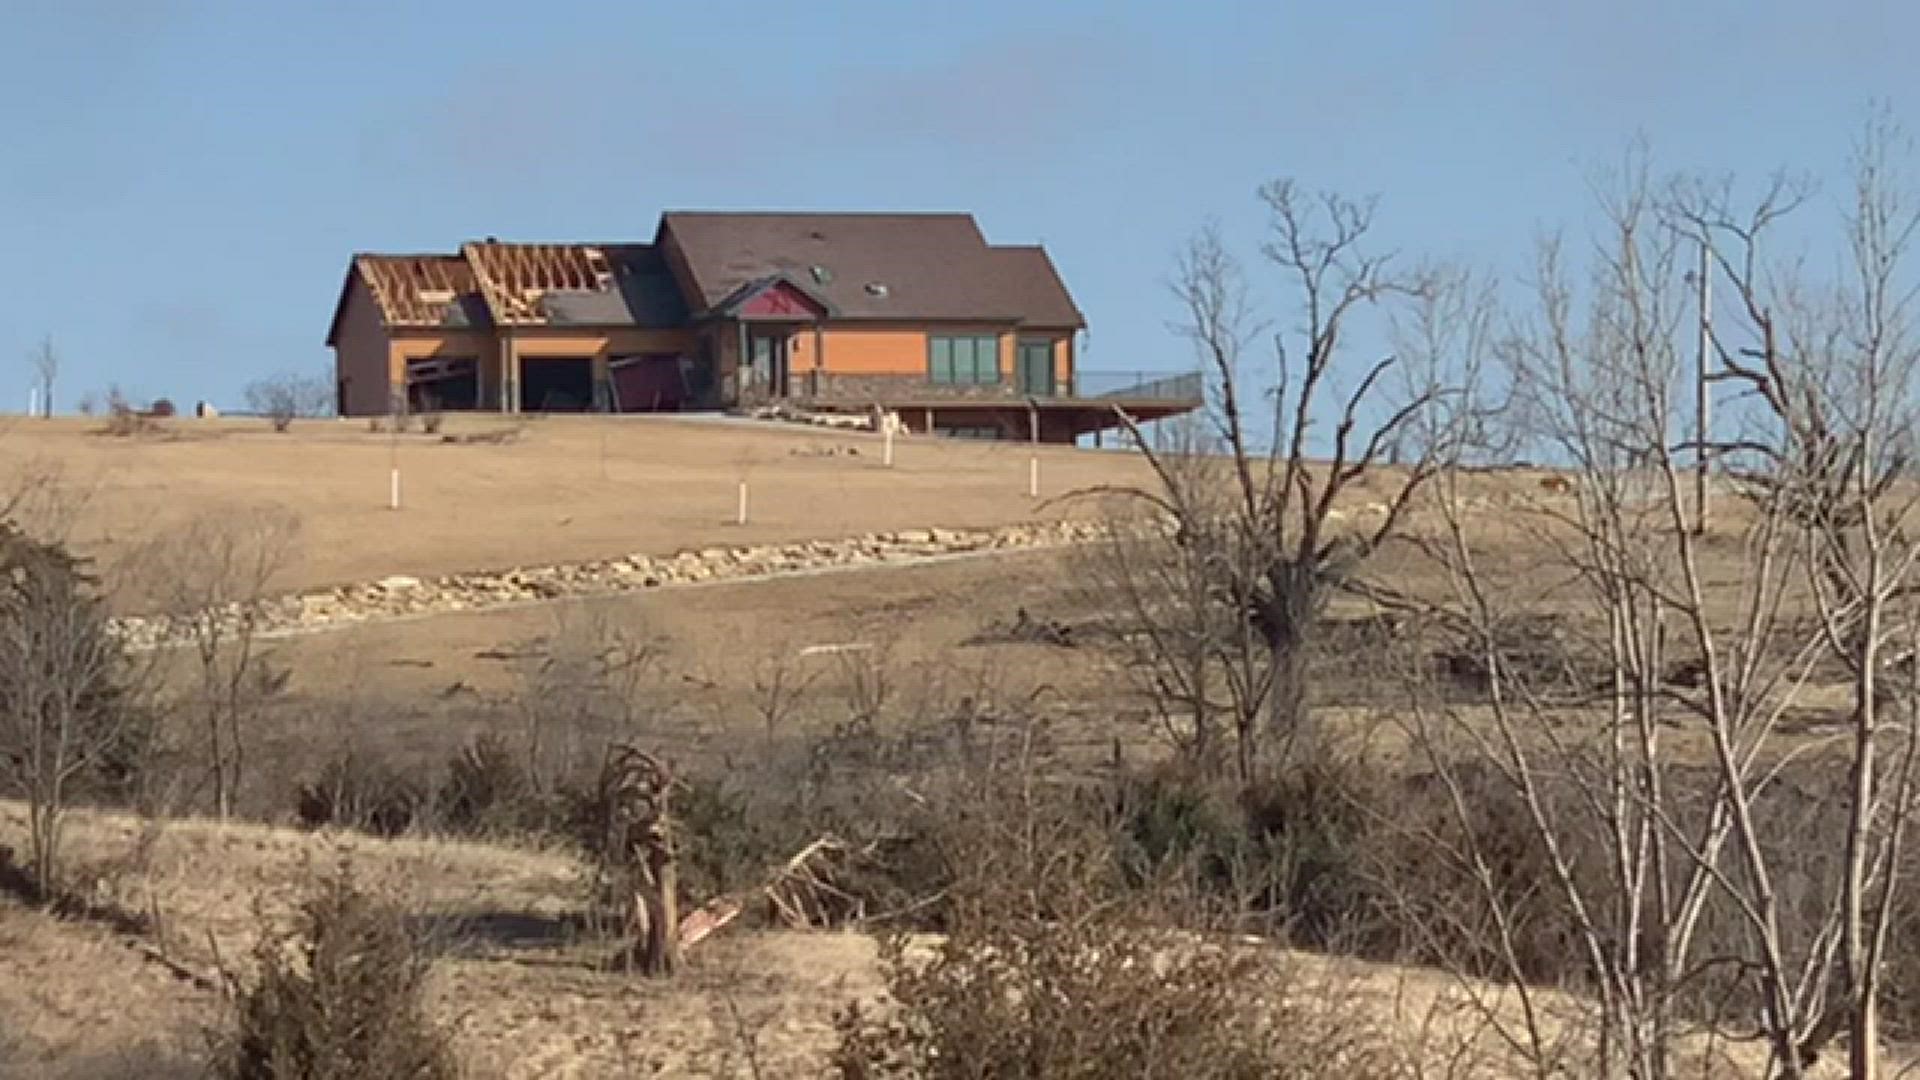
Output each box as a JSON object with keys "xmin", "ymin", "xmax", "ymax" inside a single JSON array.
[{"xmin": 411, "ymin": 908, "xmax": 600, "ymax": 956}]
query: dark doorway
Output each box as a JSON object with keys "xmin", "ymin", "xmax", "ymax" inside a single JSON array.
[
  {"xmin": 747, "ymin": 331, "xmax": 790, "ymax": 398},
  {"xmin": 407, "ymin": 357, "xmax": 479, "ymax": 412},
  {"xmin": 520, "ymin": 357, "xmax": 595, "ymax": 412},
  {"xmin": 1016, "ymin": 340, "xmax": 1055, "ymax": 397}
]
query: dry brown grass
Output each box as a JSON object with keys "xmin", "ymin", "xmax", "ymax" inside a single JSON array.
[
  {"xmin": 0, "ymin": 415, "xmax": 1162, "ymax": 598},
  {"xmin": 3, "ymin": 797, "xmax": 1894, "ymax": 1078}
]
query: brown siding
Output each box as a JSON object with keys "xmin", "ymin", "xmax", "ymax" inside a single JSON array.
[
  {"xmin": 333, "ymin": 275, "xmax": 393, "ymax": 416},
  {"xmin": 605, "ymin": 329, "xmax": 697, "ymax": 356}
]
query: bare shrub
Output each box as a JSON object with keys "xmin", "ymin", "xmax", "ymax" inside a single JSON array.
[
  {"xmin": 832, "ymin": 742, "xmax": 1412, "ymax": 1079},
  {"xmin": 135, "ymin": 509, "xmax": 299, "ymax": 820},
  {"xmin": 217, "ymin": 864, "xmax": 455, "ymax": 1080},
  {"xmin": 293, "ymin": 750, "xmax": 428, "ymax": 837},
  {"xmin": 514, "ymin": 609, "xmax": 661, "ymax": 791},
  {"xmin": 244, "ymin": 372, "xmax": 331, "ymax": 433},
  {"xmin": 437, "ymin": 732, "xmax": 539, "ymax": 834},
  {"xmin": 98, "ymin": 387, "xmax": 167, "ymax": 437},
  {"xmin": 834, "ymin": 928, "xmax": 1303, "ymax": 1079}
]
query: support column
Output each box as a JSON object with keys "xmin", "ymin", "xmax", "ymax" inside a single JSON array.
[
  {"xmin": 737, "ymin": 321, "xmax": 751, "ymax": 404},
  {"xmin": 812, "ymin": 322, "xmax": 825, "ymax": 399},
  {"xmin": 500, "ymin": 335, "xmax": 519, "ymax": 414},
  {"xmin": 592, "ymin": 344, "xmax": 612, "ymax": 413},
  {"xmin": 387, "ymin": 343, "xmax": 407, "ymax": 418}
]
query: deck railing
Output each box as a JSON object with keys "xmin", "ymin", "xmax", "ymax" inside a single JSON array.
[{"xmin": 1065, "ymin": 370, "xmax": 1205, "ymax": 403}]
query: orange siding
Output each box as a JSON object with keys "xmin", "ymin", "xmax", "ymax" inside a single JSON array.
[
  {"xmin": 390, "ymin": 331, "xmax": 492, "ymax": 370},
  {"xmin": 817, "ymin": 325, "xmax": 1030, "ymax": 377},
  {"xmin": 502, "ymin": 329, "xmax": 693, "ymax": 360},
  {"xmin": 1032, "ymin": 331, "xmax": 1074, "ymax": 383},
  {"xmin": 818, "ymin": 328, "xmax": 928, "ymax": 374}
]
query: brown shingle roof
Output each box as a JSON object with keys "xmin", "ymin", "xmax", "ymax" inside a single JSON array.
[
  {"xmin": 658, "ymin": 212, "xmax": 1085, "ymax": 327},
  {"xmin": 328, "ymin": 214, "xmax": 1083, "ymax": 345}
]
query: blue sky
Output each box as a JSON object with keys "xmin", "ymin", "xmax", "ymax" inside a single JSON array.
[{"xmin": 0, "ymin": 0, "xmax": 1913, "ymax": 412}]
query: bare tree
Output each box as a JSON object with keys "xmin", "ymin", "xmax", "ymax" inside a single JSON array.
[
  {"xmin": 138, "ymin": 509, "xmax": 299, "ymax": 821},
  {"xmin": 27, "ymin": 337, "xmax": 56, "ymax": 419},
  {"xmin": 1411, "ymin": 124, "xmax": 1920, "ymax": 1080},
  {"xmin": 1679, "ymin": 115, "xmax": 1920, "ymax": 1080},
  {"xmin": 1413, "ymin": 168, "xmax": 1757, "ymax": 1078},
  {"xmin": 244, "ymin": 371, "xmax": 333, "ymax": 432},
  {"xmin": 0, "ymin": 524, "xmax": 149, "ymax": 896},
  {"xmin": 1086, "ymin": 184, "xmax": 1449, "ymax": 779},
  {"xmin": 1075, "ymin": 423, "xmax": 1264, "ymax": 778}
]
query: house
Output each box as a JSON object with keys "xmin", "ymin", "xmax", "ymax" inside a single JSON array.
[{"xmin": 325, "ymin": 212, "xmax": 1201, "ymax": 442}]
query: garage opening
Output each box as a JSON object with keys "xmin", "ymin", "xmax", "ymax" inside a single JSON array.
[
  {"xmin": 406, "ymin": 357, "xmax": 479, "ymax": 412},
  {"xmin": 520, "ymin": 357, "xmax": 595, "ymax": 412}
]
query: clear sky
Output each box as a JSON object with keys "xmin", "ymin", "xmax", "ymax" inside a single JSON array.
[{"xmin": 0, "ymin": 1, "xmax": 1913, "ymax": 412}]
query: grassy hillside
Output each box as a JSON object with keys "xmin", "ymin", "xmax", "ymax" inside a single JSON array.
[{"xmin": 0, "ymin": 414, "xmax": 1152, "ymax": 594}]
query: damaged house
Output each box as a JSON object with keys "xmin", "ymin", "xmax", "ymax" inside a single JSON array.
[{"xmin": 326, "ymin": 212, "xmax": 1199, "ymax": 442}]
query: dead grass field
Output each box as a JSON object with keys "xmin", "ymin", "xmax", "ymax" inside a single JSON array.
[
  {"xmin": 0, "ymin": 414, "xmax": 1156, "ymax": 595},
  {"xmin": 214, "ymin": 547, "xmax": 1142, "ymax": 820},
  {"xmin": 2, "ymin": 415, "xmax": 1886, "ymax": 1077}
]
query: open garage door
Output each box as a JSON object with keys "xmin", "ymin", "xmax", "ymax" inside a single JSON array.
[
  {"xmin": 609, "ymin": 354, "xmax": 690, "ymax": 412},
  {"xmin": 520, "ymin": 357, "xmax": 595, "ymax": 412},
  {"xmin": 406, "ymin": 357, "xmax": 479, "ymax": 412}
]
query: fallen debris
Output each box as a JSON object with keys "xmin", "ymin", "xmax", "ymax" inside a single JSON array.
[
  {"xmin": 964, "ymin": 607, "xmax": 1076, "ymax": 648},
  {"xmin": 765, "ymin": 838, "xmax": 873, "ymax": 930},
  {"xmin": 441, "ymin": 427, "xmax": 522, "ymax": 446}
]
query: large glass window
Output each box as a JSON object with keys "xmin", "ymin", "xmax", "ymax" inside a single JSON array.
[{"xmin": 928, "ymin": 335, "xmax": 1000, "ymax": 385}]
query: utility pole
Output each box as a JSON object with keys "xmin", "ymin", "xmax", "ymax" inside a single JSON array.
[{"xmin": 1694, "ymin": 238, "xmax": 1712, "ymax": 536}]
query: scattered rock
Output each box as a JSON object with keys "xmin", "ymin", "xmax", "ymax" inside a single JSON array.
[{"xmin": 110, "ymin": 519, "xmax": 1108, "ymax": 650}]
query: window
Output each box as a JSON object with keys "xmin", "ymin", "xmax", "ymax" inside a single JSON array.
[
  {"xmin": 937, "ymin": 425, "xmax": 1001, "ymax": 440},
  {"xmin": 928, "ymin": 335, "xmax": 1000, "ymax": 385}
]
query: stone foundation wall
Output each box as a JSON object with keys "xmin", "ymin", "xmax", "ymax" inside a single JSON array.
[{"xmin": 796, "ymin": 372, "xmax": 1034, "ymax": 405}]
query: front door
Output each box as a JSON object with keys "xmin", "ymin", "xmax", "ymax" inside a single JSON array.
[
  {"xmin": 748, "ymin": 332, "xmax": 790, "ymax": 398},
  {"xmin": 1016, "ymin": 340, "xmax": 1054, "ymax": 397}
]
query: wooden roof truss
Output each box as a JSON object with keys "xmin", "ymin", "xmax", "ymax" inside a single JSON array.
[{"xmin": 462, "ymin": 242, "xmax": 615, "ymax": 326}]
